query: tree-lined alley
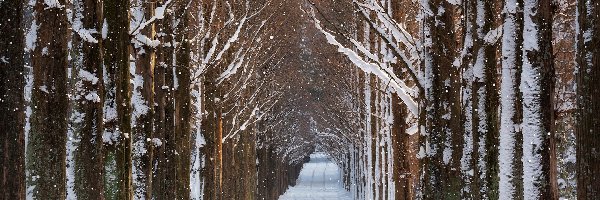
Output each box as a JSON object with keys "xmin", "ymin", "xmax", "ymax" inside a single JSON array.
[{"xmin": 0, "ymin": 0, "xmax": 599, "ymax": 199}]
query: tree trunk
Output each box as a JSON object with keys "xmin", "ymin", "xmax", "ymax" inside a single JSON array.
[
  {"xmin": 481, "ymin": 1, "xmax": 501, "ymax": 199},
  {"xmin": 27, "ymin": 0, "xmax": 69, "ymax": 198},
  {"xmin": 521, "ymin": 0, "xmax": 558, "ymax": 199},
  {"xmin": 423, "ymin": 0, "xmax": 463, "ymax": 199},
  {"xmin": 576, "ymin": 1, "xmax": 600, "ymax": 199},
  {"xmin": 175, "ymin": 2, "xmax": 192, "ymax": 198},
  {"xmin": 132, "ymin": 1, "xmax": 156, "ymax": 199},
  {"xmin": 201, "ymin": 62, "xmax": 223, "ymax": 200},
  {"xmin": 499, "ymin": 0, "xmax": 525, "ymax": 198},
  {"xmin": 0, "ymin": 0, "xmax": 26, "ymax": 199},
  {"xmin": 73, "ymin": 0, "xmax": 105, "ymax": 198},
  {"xmin": 103, "ymin": 0, "xmax": 132, "ymax": 198}
]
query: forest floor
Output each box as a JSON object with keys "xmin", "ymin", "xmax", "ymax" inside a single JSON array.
[{"xmin": 278, "ymin": 153, "xmax": 352, "ymax": 200}]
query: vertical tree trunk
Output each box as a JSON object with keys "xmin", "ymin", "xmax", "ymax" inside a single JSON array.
[
  {"xmin": 463, "ymin": 0, "xmax": 501, "ymax": 199},
  {"xmin": 576, "ymin": 0, "xmax": 600, "ymax": 199},
  {"xmin": 0, "ymin": 0, "xmax": 26, "ymax": 199},
  {"xmin": 499, "ymin": 0, "xmax": 525, "ymax": 198},
  {"xmin": 482, "ymin": 1, "xmax": 501, "ymax": 199},
  {"xmin": 201, "ymin": 59, "xmax": 223, "ymax": 200},
  {"xmin": 163, "ymin": 24, "xmax": 177, "ymax": 200},
  {"xmin": 521, "ymin": 0, "xmax": 558, "ymax": 199},
  {"xmin": 103, "ymin": 0, "xmax": 132, "ymax": 198},
  {"xmin": 73, "ymin": 0, "xmax": 105, "ymax": 198},
  {"xmin": 422, "ymin": 0, "xmax": 463, "ymax": 199},
  {"xmin": 175, "ymin": 1, "xmax": 192, "ymax": 198},
  {"xmin": 27, "ymin": 0, "xmax": 69, "ymax": 198},
  {"xmin": 152, "ymin": 13, "xmax": 171, "ymax": 197},
  {"xmin": 132, "ymin": 1, "xmax": 156, "ymax": 199}
]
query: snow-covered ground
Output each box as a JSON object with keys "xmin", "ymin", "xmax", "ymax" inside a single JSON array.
[{"xmin": 279, "ymin": 153, "xmax": 353, "ymax": 200}]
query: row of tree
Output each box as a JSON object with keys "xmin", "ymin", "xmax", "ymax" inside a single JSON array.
[
  {"xmin": 310, "ymin": 0, "xmax": 598, "ymax": 199},
  {"xmin": 0, "ymin": 0, "xmax": 311, "ymax": 199}
]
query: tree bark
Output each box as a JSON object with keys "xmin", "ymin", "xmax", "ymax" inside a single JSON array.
[
  {"xmin": 0, "ymin": 0, "xmax": 26, "ymax": 199},
  {"xmin": 521, "ymin": 0, "xmax": 558, "ymax": 199},
  {"xmin": 132, "ymin": 1, "xmax": 156, "ymax": 199},
  {"xmin": 499, "ymin": 0, "xmax": 525, "ymax": 198},
  {"xmin": 73, "ymin": 0, "xmax": 105, "ymax": 198},
  {"xmin": 27, "ymin": 0, "xmax": 70, "ymax": 198},
  {"xmin": 576, "ymin": 1, "xmax": 600, "ymax": 199},
  {"xmin": 175, "ymin": 1, "xmax": 192, "ymax": 198},
  {"xmin": 103, "ymin": 0, "xmax": 132, "ymax": 198},
  {"xmin": 423, "ymin": 0, "xmax": 463, "ymax": 199}
]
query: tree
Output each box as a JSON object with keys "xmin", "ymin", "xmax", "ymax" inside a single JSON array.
[
  {"xmin": 422, "ymin": 1, "xmax": 463, "ymax": 198},
  {"xmin": 521, "ymin": 0, "xmax": 558, "ymax": 198},
  {"xmin": 499, "ymin": 0, "xmax": 525, "ymax": 199},
  {"xmin": 130, "ymin": 0, "xmax": 157, "ymax": 198},
  {"xmin": 174, "ymin": 0, "xmax": 193, "ymax": 198},
  {"xmin": 26, "ymin": 0, "xmax": 70, "ymax": 198},
  {"xmin": 0, "ymin": 0, "xmax": 26, "ymax": 199},
  {"xmin": 103, "ymin": 0, "xmax": 132, "ymax": 198},
  {"xmin": 576, "ymin": 0, "xmax": 600, "ymax": 199},
  {"xmin": 72, "ymin": 0, "xmax": 105, "ymax": 198}
]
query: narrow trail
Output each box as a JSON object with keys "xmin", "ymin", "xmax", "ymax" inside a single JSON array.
[{"xmin": 278, "ymin": 153, "xmax": 353, "ymax": 200}]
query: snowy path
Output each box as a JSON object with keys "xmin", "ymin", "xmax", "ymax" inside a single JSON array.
[{"xmin": 278, "ymin": 153, "xmax": 353, "ymax": 200}]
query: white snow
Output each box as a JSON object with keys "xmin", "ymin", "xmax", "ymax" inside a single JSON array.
[
  {"xmin": 25, "ymin": 19, "xmax": 38, "ymax": 51},
  {"xmin": 151, "ymin": 138, "xmax": 162, "ymax": 147},
  {"xmin": 521, "ymin": 1, "xmax": 544, "ymax": 198},
  {"xmin": 78, "ymin": 69, "xmax": 99, "ymax": 85},
  {"xmin": 130, "ymin": 0, "xmax": 172, "ymax": 36},
  {"xmin": 278, "ymin": 153, "xmax": 352, "ymax": 200},
  {"xmin": 314, "ymin": 17, "xmax": 418, "ymax": 115},
  {"xmin": 44, "ymin": 0, "xmax": 64, "ymax": 9},
  {"xmin": 484, "ymin": 25, "xmax": 503, "ymax": 44},
  {"xmin": 102, "ymin": 19, "xmax": 108, "ymax": 39},
  {"xmin": 499, "ymin": 1, "xmax": 519, "ymax": 197}
]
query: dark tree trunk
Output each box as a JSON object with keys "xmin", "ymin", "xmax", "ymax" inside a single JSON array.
[
  {"xmin": 482, "ymin": 1, "xmax": 501, "ymax": 199},
  {"xmin": 103, "ymin": 0, "xmax": 132, "ymax": 198},
  {"xmin": 132, "ymin": 1, "xmax": 156, "ymax": 199},
  {"xmin": 537, "ymin": 0, "xmax": 559, "ymax": 199},
  {"xmin": 73, "ymin": 0, "xmax": 105, "ymax": 198},
  {"xmin": 576, "ymin": 1, "xmax": 600, "ymax": 199},
  {"xmin": 201, "ymin": 67, "xmax": 223, "ymax": 199},
  {"xmin": 174, "ymin": 2, "xmax": 192, "ymax": 198},
  {"xmin": 151, "ymin": 1, "xmax": 172, "ymax": 198},
  {"xmin": 27, "ymin": 0, "xmax": 69, "ymax": 198},
  {"xmin": 0, "ymin": 0, "xmax": 26, "ymax": 199},
  {"xmin": 423, "ymin": 0, "xmax": 463, "ymax": 199}
]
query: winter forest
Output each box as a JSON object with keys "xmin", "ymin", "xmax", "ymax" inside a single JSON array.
[{"xmin": 0, "ymin": 0, "xmax": 599, "ymax": 199}]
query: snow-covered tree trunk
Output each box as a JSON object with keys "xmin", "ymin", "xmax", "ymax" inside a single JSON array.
[
  {"xmin": 103, "ymin": 0, "xmax": 133, "ymax": 198},
  {"xmin": 521, "ymin": 0, "xmax": 558, "ymax": 199},
  {"xmin": 26, "ymin": 0, "xmax": 70, "ymax": 198},
  {"xmin": 0, "ymin": 0, "xmax": 26, "ymax": 198},
  {"xmin": 499, "ymin": 0, "xmax": 525, "ymax": 198},
  {"xmin": 576, "ymin": 0, "xmax": 600, "ymax": 199},
  {"xmin": 72, "ymin": 0, "xmax": 106, "ymax": 198},
  {"xmin": 130, "ymin": 0, "xmax": 156, "ymax": 198},
  {"xmin": 460, "ymin": 1, "xmax": 477, "ymax": 198},
  {"xmin": 462, "ymin": 0, "xmax": 501, "ymax": 199},
  {"xmin": 422, "ymin": 0, "xmax": 463, "ymax": 199}
]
